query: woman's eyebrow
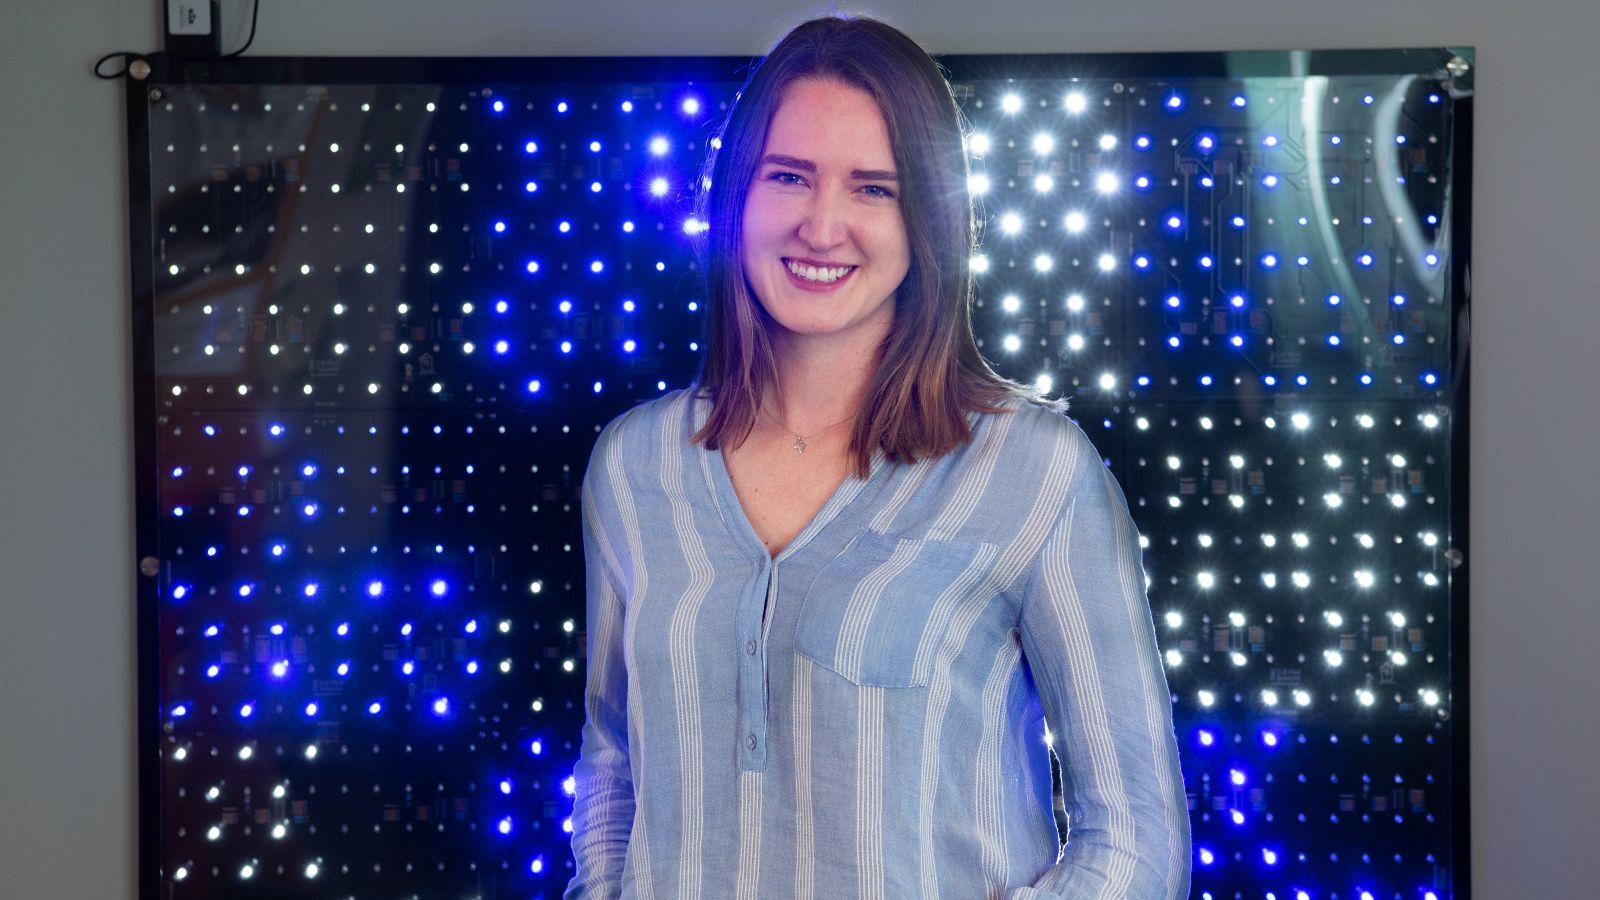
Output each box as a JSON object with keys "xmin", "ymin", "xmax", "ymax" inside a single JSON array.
[{"xmin": 760, "ymin": 154, "xmax": 898, "ymax": 182}]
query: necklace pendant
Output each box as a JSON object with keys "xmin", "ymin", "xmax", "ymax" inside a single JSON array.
[{"xmin": 792, "ymin": 435, "xmax": 806, "ymax": 454}]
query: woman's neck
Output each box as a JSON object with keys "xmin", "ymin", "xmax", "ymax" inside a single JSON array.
[{"xmin": 764, "ymin": 326, "xmax": 884, "ymax": 435}]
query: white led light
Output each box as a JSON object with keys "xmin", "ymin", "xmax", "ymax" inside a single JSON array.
[
  {"xmin": 1097, "ymin": 372, "xmax": 1116, "ymax": 391},
  {"xmin": 1098, "ymin": 134, "xmax": 1117, "ymax": 151},
  {"xmin": 1293, "ymin": 690, "xmax": 1312, "ymax": 707},
  {"xmin": 1033, "ymin": 254, "xmax": 1053, "ymax": 272},
  {"xmin": 1229, "ymin": 611, "xmax": 1245, "ymax": 627},
  {"xmin": 1063, "ymin": 91, "xmax": 1087, "ymax": 114},
  {"xmin": 999, "ymin": 213, "xmax": 1022, "ymax": 235},
  {"xmin": 1230, "ymin": 651, "xmax": 1248, "ymax": 667},
  {"xmin": 1001, "ymin": 93, "xmax": 1022, "ymax": 113},
  {"xmin": 1065, "ymin": 293, "xmax": 1084, "ymax": 312},
  {"xmin": 1324, "ymin": 650, "xmax": 1344, "ymax": 667},
  {"xmin": 1357, "ymin": 690, "xmax": 1375, "ymax": 707},
  {"xmin": 1262, "ymin": 690, "xmax": 1279, "ymax": 707},
  {"xmin": 1035, "ymin": 373, "xmax": 1052, "ymax": 394},
  {"xmin": 968, "ymin": 173, "xmax": 991, "ymax": 194},
  {"xmin": 1165, "ymin": 649, "xmax": 1182, "ymax": 667},
  {"xmin": 1033, "ymin": 174, "xmax": 1054, "ymax": 192},
  {"xmin": 1032, "ymin": 133, "xmax": 1055, "ymax": 155},
  {"xmin": 1097, "ymin": 253, "xmax": 1117, "ymax": 272},
  {"xmin": 970, "ymin": 254, "xmax": 989, "ymax": 273},
  {"xmin": 1002, "ymin": 335, "xmax": 1021, "ymax": 352},
  {"xmin": 1001, "ymin": 294, "xmax": 1021, "ymax": 312},
  {"xmin": 1197, "ymin": 572, "xmax": 1215, "ymax": 589},
  {"xmin": 1094, "ymin": 172, "xmax": 1119, "ymax": 194},
  {"xmin": 1198, "ymin": 690, "xmax": 1216, "ymax": 707}
]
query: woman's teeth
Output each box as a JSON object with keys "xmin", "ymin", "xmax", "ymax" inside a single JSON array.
[{"xmin": 786, "ymin": 259, "xmax": 855, "ymax": 283}]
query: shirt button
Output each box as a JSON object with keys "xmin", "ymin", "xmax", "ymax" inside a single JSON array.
[
  {"xmin": 745, "ymin": 640, "xmax": 756, "ymax": 655},
  {"xmin": 746, "ymin": 734, "xmax": 757, "ymax": 750}
]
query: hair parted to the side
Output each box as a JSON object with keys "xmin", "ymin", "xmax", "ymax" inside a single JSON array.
[{"xmin": 688, "ymin": 12, "xmax": 1067, "ymax": 480}]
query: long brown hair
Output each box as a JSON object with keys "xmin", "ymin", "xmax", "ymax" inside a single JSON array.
[{"xmin": 689, "ymin": 13, "xmax": 1060, "ymax": 479}]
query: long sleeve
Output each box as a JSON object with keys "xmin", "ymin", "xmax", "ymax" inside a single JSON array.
[
  {"xmin": 1008, "ymin": 452, "xmax": 1191, "ymax": 900},
  {"xmin": 563, "ymin": 434, "xmax": 635, "ymax": 899}
]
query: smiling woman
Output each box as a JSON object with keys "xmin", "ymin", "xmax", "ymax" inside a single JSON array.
[
  {"xmin": 565, "ymin": 13, "xmax": 1192, "ymax": 900},
  {"xmin": 739, "ymin": 78, "xmax": 910, "ymax": 355}
]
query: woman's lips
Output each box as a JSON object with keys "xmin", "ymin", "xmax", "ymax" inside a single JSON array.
[{"xmin": 781, "ymin": 259, "xmax": 856, "ymax": 292}]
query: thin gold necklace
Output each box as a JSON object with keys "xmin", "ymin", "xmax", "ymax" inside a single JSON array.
[{"xmin": 762, "ymin": 405, "xmax": 854, "ymax": 454}]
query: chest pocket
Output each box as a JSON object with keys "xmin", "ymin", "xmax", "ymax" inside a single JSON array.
[{"xmin": 794, "ymin": 530, "xmax": 1000, "ymax": 688}]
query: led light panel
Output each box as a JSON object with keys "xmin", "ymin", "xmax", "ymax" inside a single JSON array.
[{"xmin": 130, "ymin": 49, "xmax": 1472, "ymax": 899}]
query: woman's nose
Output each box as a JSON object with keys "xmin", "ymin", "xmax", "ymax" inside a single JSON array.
[{"xmin": 796, "ymin": 189, "xmax": 846, "ymax": 250}]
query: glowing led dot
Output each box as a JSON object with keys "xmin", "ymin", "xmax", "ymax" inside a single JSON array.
[
  {"xmin": 968, "ymin": 173, "xmax": 990, "ymax": 194},
  {"xmin": 1032, "ymin": 133, "xmax": 1055, "ymax": 155},
  {"xmin": 1033, "ymin": 254, "xmax": 1053, "ymax": 272},
  {"xmin": 1095, "ymin": 172, "xmax": 1119, "ymax": 194},
  {"xmin": 1063, "ymin": 91, "xmax": 1087, "ymax": 114},
  {"xmin": 649, "ymin": 136, "xmax": 669, "ymax": 155},
  {"xmin": 1098, "ymin": 134, "xmax": 1117, "ymax": 151},
  {"xmin": 1002, "ymin": 335, "xmax": 1021, "ymax": 352},
  {"xmin": 1064, "ymin": 211, "xmax": 1087, "ymax": 234},
  {"xmin": 999, "ymin": 213, "xmax": 1022, "ymax": 235},
  {"xmin": 1001, "ymin": 93, "xmax": 1022, "ymax": 113}
]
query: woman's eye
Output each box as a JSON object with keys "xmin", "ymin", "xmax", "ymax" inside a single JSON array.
[
  {"xmin": 771, "ymin": 172, "xmax": 804, "ymax": 185},
  {"xmin": 862, "ymin": 184, "xmax": 896, "ymax": 198}
]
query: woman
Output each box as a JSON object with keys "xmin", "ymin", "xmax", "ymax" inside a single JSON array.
[{"xmin": 566, "ymin": 14, "xmax": 1190, "ymax": 899}]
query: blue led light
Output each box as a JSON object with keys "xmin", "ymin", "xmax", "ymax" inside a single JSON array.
[
  {"xmin": 431, "ymin": 580, "xmax": 448, "ymax": 597},
  {"xmin": 560, "ymin": 341, "xmax": 573, "ymax": 354},
  {"xmin": 301, "ymin": 502, "xmax": 317, "ymax": 517},
  {"xmin": 304, "ymin": 701, "xmax": 318, "ymax": 716},
  {"xmin": 236, "ymin": 505, "xmax": 251, "ymax": 517},
  {"xmin": 500, "ymin": 779, "xmax": 513, "ymax": 794},
  {"xmin": 1165, "ymin": 215, "xmax": 1182, "ymax": 230},
  {"xmin": 434, "ymin": 698, "xmax": 450, "ymax": 715},
  {"xmin": 1165, "ymin": 295, "xmax": 1181, "ymax": 308},
  {"xmin": 681, "ymin": 96, "xmax": 701, "ymax": 115},
  {"xmin": 1358, "ymin": 253, "xmax": 1375, "ymax": 267},
  {"xmin": 558, "ymin": 221, "xmax": 571, "ymax": 233},
  {"xmin": 1261, "ymin": 254, "xmax": 1277, "ymax": 268},
  {"xmin": 173, "ymin": 585, "xmax": 188, "ymax": 599},
  {"xmin": 524, "ymin": 181, "xmax": 538, "ymax": 193},
  {"xmin": 367, "ymin": 581, "xmax": 383, "ymax": 598},
  {"xmin": 526, "ymin": 379, "xmax": 541, "ymax": 394},
  {"xmin": 494, "ymin": 340, "xmax": 509, "ymax": 354},
  {"xmin": 649, "ymin": 136, "xmax": 669, "ymax": 155},
  {"xmin": 1328, "ymin": 334, "xmax": 1342, "ymax": 346},
  {"xmin": 623, "ymin": 340, "xmax": 637, "ymax": 353},
  {"xmin": 1261, "ymin": 174, "xmax": 1279, "ymax": 188},
  {"xmin": 1165, "ymin": 92, "xmax": 1184, "ymax": 110},
  {"xmin": 530, "ymin": 739, "xmax": 543, "ymax": 755},
  {"xmin": 620, "ymin": 100, "xmax": 633, "ymax": 113},
  {"xmin": 1134, "ymin": 134, "xmax": 1151, "ymax": 149},
  {"xmin": 240, "ymin": 702, "xmax": 254, "ymax": 719},
  {"xmin": 556, "ymin": 101, "xmax": 568, "ymax": 113},
  {"xmin": 171, "ymin": 704, "xmax": 188, "ymax": 718},
  {"xmin": 491, "ymin": 100, "xmax": 503, "ymax": 113},
  {"xmin": 525, "ymin": 260, "xmax": 540, "ymax": 273},
  {"xmin": 1393, "ymin": 333, "xmax": 1407, "ymax": 345},
  {"xmin": 593, "ymin": 381, "xmax": 603, "ymax": 393},
  {"xmin": 524, "ymin": 141, "xmax": 538, "ymax": 154},
  {"xmin": 368, "ymin": 701, "xmax": 382, "ymax": 715}
]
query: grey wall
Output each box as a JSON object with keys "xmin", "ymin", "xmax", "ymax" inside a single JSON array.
[{"xmin": 2, "ymin": 1, "xmax": 1595, "ymax": 897}]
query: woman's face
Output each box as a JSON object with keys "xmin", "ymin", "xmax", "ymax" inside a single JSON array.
[{"xmin": 740, "ymin": 77, "xmax": 911, "ymax": 348}]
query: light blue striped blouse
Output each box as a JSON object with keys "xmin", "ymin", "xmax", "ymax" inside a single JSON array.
[{"xmin": 565, "ymin": 387, "xmax": 1190, "ymax": 899}]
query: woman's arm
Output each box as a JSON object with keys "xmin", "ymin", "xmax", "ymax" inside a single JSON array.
[
  {"xmin": 563, "ymin": 433, "xmax": 636, "ymax": 899},
  {"xmin": 1009, "ymin": 449, "xmax": 1192, "ymax": 899}
]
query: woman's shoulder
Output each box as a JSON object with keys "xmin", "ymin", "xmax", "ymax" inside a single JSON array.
[{"xmin": 588, "ymin": 388, "xmax": 699, "ymax": 469}]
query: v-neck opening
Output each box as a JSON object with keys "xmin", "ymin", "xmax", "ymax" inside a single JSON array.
[{"xmin": 693, "ymin": 391, "xmax": 886, "ymax": 565}]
